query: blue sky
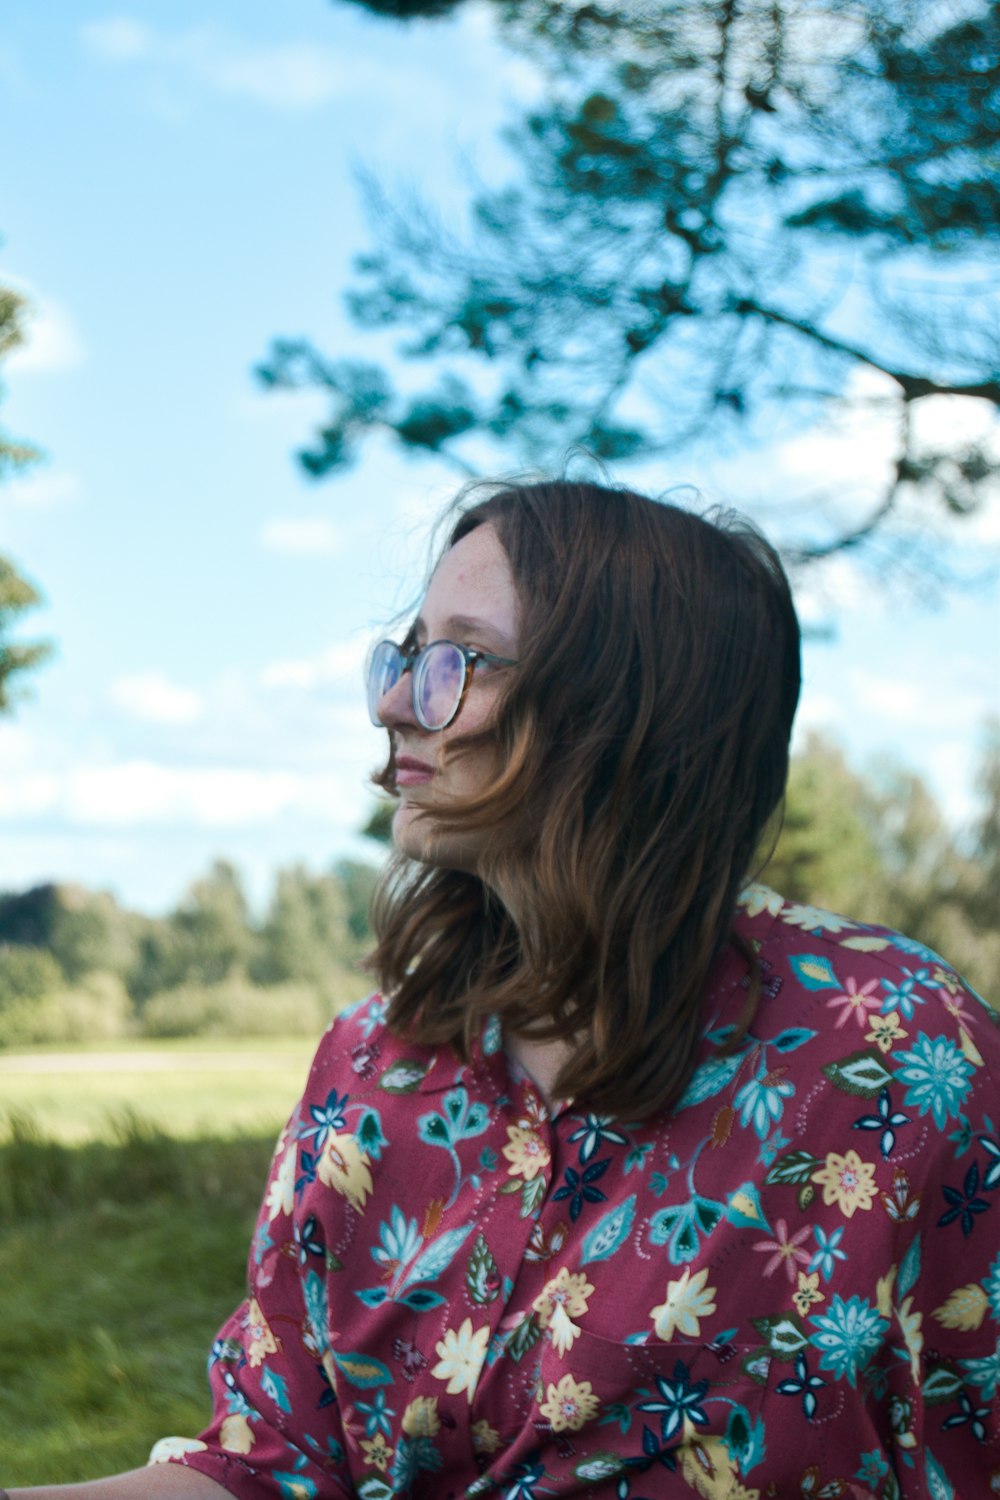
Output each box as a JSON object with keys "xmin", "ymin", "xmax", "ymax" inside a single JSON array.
[{"xmin": 1, "ymin": 1, "xmax": 998, "ymax": 914}]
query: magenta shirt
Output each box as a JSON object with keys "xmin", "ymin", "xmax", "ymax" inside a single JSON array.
[{"xmin": 158, "ymin": 886, "xmax": 1000, "ymax": 1498}]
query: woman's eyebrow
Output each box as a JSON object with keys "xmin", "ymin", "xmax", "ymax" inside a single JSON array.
[{"xmin": 414, "ymin": 614, "xmax": 516, "ymax": 651}]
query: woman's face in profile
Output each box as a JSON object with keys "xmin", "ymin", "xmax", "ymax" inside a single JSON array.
[{"xmin": 376, "ymin": 521, "xmax": 520, "ymax": 871}]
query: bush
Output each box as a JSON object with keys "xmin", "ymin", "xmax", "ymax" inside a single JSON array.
[
  {"xmin": 0, "ymin": 944, "xmax": 63, "ymax": 1011},
  {"xmin": 0, "ymin": 971, "xmax": 133, "ymax": 1048},
  {"xmin": 139, "ymin": 975, "xmax": 334, "ymax": 1039}
]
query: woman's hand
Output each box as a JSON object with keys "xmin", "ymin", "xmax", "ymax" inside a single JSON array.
[{"xmin": 3, "ymin": 1468, "xmax": 229, "ymax": 1499}]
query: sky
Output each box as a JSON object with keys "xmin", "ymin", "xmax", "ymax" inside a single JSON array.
[{"xmin": 1, "ymin": 0, "xmax": 998, "ymax": 916}]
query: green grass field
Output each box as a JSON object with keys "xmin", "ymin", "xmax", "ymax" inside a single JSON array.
[{"xmin": 0, "ymin": 1039, "xmax": 316, "ymax": 1485}]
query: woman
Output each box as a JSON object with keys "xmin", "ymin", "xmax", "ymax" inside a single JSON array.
[{"xmin": 12, "ymin": 480, "xmax": 999, "ymax": 1498}]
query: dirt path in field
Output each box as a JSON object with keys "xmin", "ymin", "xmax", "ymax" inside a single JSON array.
[{"xmin": 0, "ymin": 1050, "xmax": 300, "ymax": 1074}]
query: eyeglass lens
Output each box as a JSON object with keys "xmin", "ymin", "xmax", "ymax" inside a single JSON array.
[
  {"xmin": 368, "ymin": 641, "xmax": 466, "ymax": 730},
  {"xmin": 415, "ymin": 643, "xmax": 465, "ymax": 729}
]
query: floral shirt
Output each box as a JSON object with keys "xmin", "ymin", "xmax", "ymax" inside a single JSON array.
[{"xmin": 154, "ymin": 887, "xmax": 1000, "ymax": 1499}]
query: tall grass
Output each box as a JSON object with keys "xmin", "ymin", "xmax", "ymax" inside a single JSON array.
[{"xmin": 0, "ymin": 1110, "xmax": 275, "ymax": 1484}]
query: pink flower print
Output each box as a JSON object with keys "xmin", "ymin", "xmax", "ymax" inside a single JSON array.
[
  {"xmin": 752, "ymin": 1217, "xmax": 813, "ymax": 1281},
  {"xmin": 826, "ymin": 976, "xmax": 882, "ymax": 1029}
]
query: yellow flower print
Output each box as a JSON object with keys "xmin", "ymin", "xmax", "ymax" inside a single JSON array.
[
  {"xmin": 219, "ymin": 1413, "xmax": 254, "ymax": 1454},
  {"xmin": 401, "ymin": 1395, "xmax": 441, "ymax": 1438},
  {"xmin": 933, "ymin": 965, "xmax": 962, "ymax": 996},
  {"xmin": 677, "ymin": 1416, "xmax": 739, "ymax": 1500},
  {"xmin": 811, "ymin": 1149, "xmax": 877, "ymax": 1218},
  {"xmin": 532, "ymin": 1267, "xmax": 594, "ymax": 1328},
  {"xmin": 264, "ymin": 1141, "xmax": 296, "ymax": 1222},
  {"xmin": 897, "ymin": 1294, "xmax": 923, "ymax": 1383},
  {"xmin": 650, "ymin": 1266, "xmax": 717, "ymax": 1341},
  {"xmin": 792, "ymin": 1271, "xmax": 824, "ymax": 1319},
  {"xmin": 148, "ymin": 1437, "xmax": 208, "ymax": 1462},
  {"xmin": 932, "ymin": 1282, "xmax": 988, "ymax": 1331},
  {"xmin": 243, "ymin": 1297, "xmax": 278, "ymax": 1368},
  {"xmin": 865, "ymin": 1011, "xmax": 907, "ymax": 1054},
  {"xmin": 317, "ymin": 1128, "xmax": 374, "ymax": 1213},
  {"xmin": 431, "ymin": 1318, "xmax": 491, "ymax": 1403},
  {"xmin": 538, "ymin": 1372, "xmax": 600, "ymax": 1432},
  {"xmin": 502, "ymin": 1123, "xmax": 551, "ymax": 1180},
  {"xmin": 360, "ymin": 1433, "xmax": 392, "ymax": 1472},
  {"xmin": 471, "ymin": 1419, "xmax": 502, "ymax": 1455}
]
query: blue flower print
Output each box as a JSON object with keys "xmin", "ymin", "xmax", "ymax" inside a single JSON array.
[
  {"xmin": 299, "ymin": 1088, "xmax": 348, "ymax": 1150},
  {"xmin": 636, "ymin": 1360, "xmax": 710, "ymax": 1443},
  {"xmin": 758, "ymin": 1129, "xmax": 790, "ymax": 1167},
  {"xmin": 808, "ymin": 1224, "xmax": 847, "ymax": 1282},
  {"xmin": 553, "ymin": 1158, "xmax": 610, "ymax": 1220},
  {"xmin": 855, "ymin": 1450, "xmax": 889, "ymax": 1487},
  {"xmin": 979, "ymin": 1128, "xmax": 1000, "ymax": 1190},
  {"xmin": 879, "ymin": 966, "xmax": 937, "ymax": 1020},
  {"xmin": 355, "ymin": 1388, "xmax": 395, "ymax": 1438},
  {"xmin": 568, "ymin": 1113, "xmax": 628, "ymax": 1164},
  {"xmin": 501, "ymin": 1458, "xmax": 546, "ymax": 1499},
  {"xmin": 985, "ymin": 1250, "xmax": 1000, "ymax": 1322},
  {"xmin": 938, "ymin": 1159, "xmax": 991, "ymax": 1237},
  {"xmin": 851, "ymin": 1087, "xmax": 910, "ymax": 1158},
  {"xmin": 894, "ymin": 1032, "xmax": 973, "ymax": 1129},
  {"xmin": 809, "ymin": 1296, "xmax": 889, "ymax": 1387},
  {"xmin": 734, "ymin": 1067, "xmax": 795, "ymax": 1140},
  {"xmin": 775, "ymin": 1351, "xmax": 827, "ymax": 1420},
  {"xmin": 941, "ymin": 1388, "xmax": 990, "ymax": 1442}
]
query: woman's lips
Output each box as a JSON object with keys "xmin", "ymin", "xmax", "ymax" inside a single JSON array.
[{"xmin": 395, "ymin": 755, "xmax": 434, "ymax": 786}]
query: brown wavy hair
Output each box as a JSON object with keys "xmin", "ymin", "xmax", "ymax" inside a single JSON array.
[{"xmin": 368, "ymin": 478, "xmax": 801, "ymax": 1118}]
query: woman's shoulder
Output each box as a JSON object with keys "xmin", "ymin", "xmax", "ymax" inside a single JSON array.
[
  {"xmin": 299, "ymin": 990, "xmax": 462, "ymax": 1105},
  {"xmin": 737, "ymin": 882, "xmax": 995, "ymax": 1019}
]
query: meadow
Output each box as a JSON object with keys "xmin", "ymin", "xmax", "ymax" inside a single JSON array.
[{"xmin": 0, "ymin": 1040, "xmax": 315, "ymax": 1485}]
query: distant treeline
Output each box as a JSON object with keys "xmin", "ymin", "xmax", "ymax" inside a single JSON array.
[
  {"xmin": 0, "ymin": 731, "xmax": 996, "ymax": 1048},
  {"xmin": 0, "ymin": 859, "xmax": 379, "ymax": 1048}
]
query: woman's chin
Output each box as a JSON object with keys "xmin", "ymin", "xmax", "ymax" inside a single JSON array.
[{"xmin": 392, "ymin": 803, "xmax": 480, "ymax": 874}]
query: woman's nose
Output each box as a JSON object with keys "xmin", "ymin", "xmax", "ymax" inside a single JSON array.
[{"xmin": 376, "ymin": 669, "xmax": 419, "ymax": 729}]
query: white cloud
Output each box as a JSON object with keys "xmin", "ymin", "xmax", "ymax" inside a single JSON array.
[
  {"xmin": 80, "ymin": 18, "xmax": 349, "ymax": 112},
  {"xmin": 80, "ymin": 16, "xmax": 153, "ymax": 60},
  {"xmin": 259, "ymin": 636, "xmax": 368, "ymax": 692},
  {"xmin": 108, "ymin": 671, "xmax": 203, "ymax": 726},
  {"xmin": 4, "ymin": 281, "xmax": 86, "ymax": 374},
  {"xmin": 211, "ymin": 44, "xmax": 345, "ymax": 111},
  {"xmin": 0, "ymin": 469, "xmax": 81, "ymax": 509},
  {"xmin": 259, "ymin": 517, "xmax": 345, "ymax": 557}
]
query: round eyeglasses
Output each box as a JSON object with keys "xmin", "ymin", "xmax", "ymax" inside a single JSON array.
[{"xmin": 367, "ymin": 638, "xmax": 518, "ymax": 732}]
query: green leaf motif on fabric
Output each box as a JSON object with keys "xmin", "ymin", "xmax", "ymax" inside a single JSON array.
[
  {"xmin": 357, "ymin": 1479, "xmax": 394, "ymax": 1500},
  {"xmin": 765, "ymin": 1149, "xmax": 821, "ymax": 1185},
  {"xmin": 898, "ymin": 1234, "xmax": 921, "ymax": 1298},
  {"xmin": 574, "ymin": 1454, "xmax": 625, "ymax": 1481},
  {"xmin": 520, "ymin": 1173, "xmax": 547, "ymax": 1219},
  {"xmin": 923, "ymin": 1364, "xmax": 963, "ymax": 1405},
  {"xmin": 332, "ymin": 1351, "xmax": 394, "ymax": 1389},
  {"xmin": 822, "ymin": 1050, "xmax": 893, "ymax": 1098},
  {"xmin": 788, "ymin": 954, "xmax": 840, "ymax": 991},
  {"xmin": 750, "ymin": 1312, "xmax": 808, "ymax": 1360},
  {"xmin": 581, "ymin": 1194, "xmax": 637, "ymax": 1264},
  {"xmin": 507, "ymin": 1312, "xmax": 542, "ymax": 1363},
  {"xmin": 378, "ymin": 1058, "xmax": 432, "ymax": 1093},
  {"xmin": 466, "ymin": 1233, "xmax": 500, "ymax": 1304},
  {"xmin": 840, "ymin": 936, "xmax": 891, "ymax": 953}
]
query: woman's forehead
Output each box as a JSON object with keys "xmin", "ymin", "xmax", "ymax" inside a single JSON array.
[{"xmin": 417, "ymin": 525, "xmax": 519, "ymax": 645}]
